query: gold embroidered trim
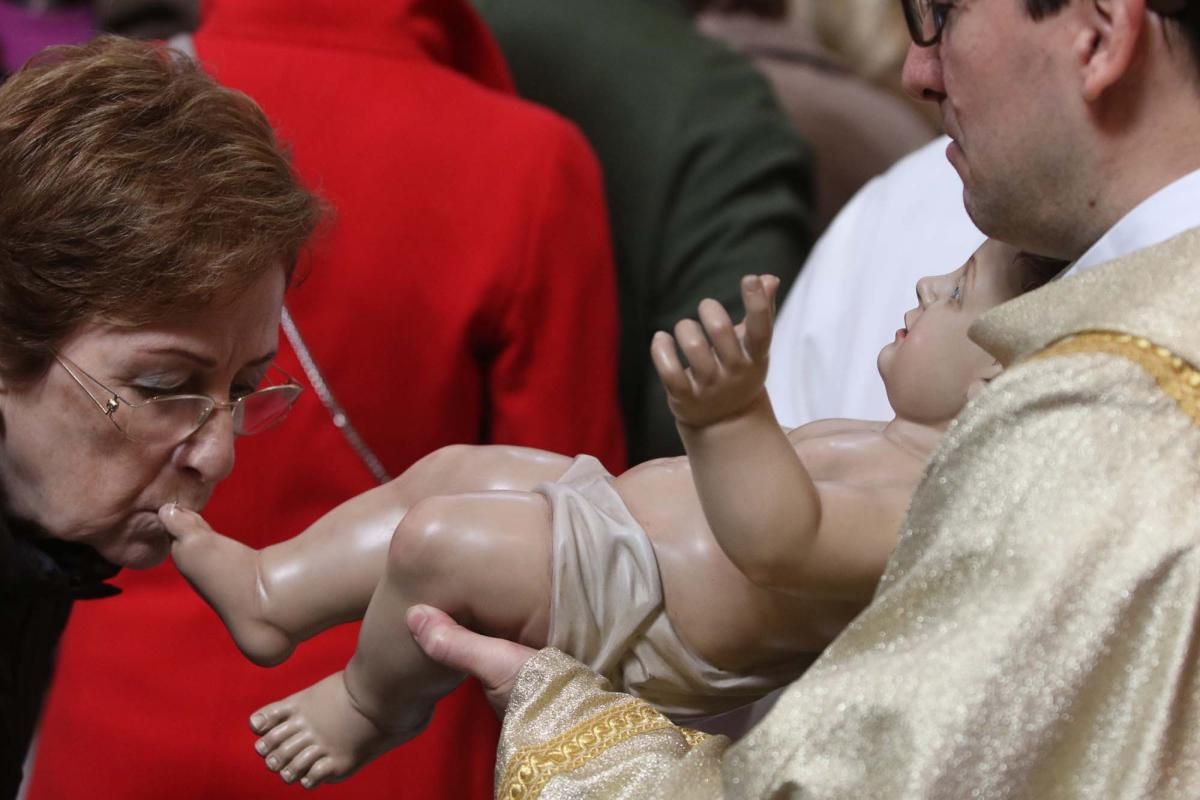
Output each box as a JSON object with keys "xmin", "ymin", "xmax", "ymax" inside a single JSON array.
[
  {"xmin": 499, "ymin": 699, "xmax": 680, "ymax": 799},
  {"xmin": 1031, "ymin": 331, "xmax": 1200, "ymax": 426},
  {"xmin": 681, "ymin": 727, "xmax": 712, "ymax": 748}
]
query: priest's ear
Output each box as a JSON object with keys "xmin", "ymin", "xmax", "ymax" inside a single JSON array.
[
  {"xmin": 1076, "ymin": 0, "xmax": 1146, "ymax": 103},
  {"xmin": 967, "ymin": 361, "xmax": 1004, "ymax": 402}
]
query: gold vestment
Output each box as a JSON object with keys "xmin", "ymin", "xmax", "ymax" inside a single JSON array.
[{"xmin": 495, "ymin": 229, "xmax": 1200, "ymax": 799}]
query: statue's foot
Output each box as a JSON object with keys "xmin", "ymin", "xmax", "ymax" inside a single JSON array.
[
  {"xmin": 162, "ymin": 504, "xmax": 296, "ymax": 666},
  {"xmin": 250, "ymin": 672, "xmax": 431, "ymax": 789}
]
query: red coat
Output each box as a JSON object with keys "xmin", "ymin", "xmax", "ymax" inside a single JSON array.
[{"xmin": 28, "ymin": 2, "xmax": 625, "ymax": 798}]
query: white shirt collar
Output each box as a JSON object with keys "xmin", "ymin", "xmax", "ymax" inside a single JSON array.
[{"xmin": 1066, "ymin": 167, "xmax": 1200, "ymax": 277}]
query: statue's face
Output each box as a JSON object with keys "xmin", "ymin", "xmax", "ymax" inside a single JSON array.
[{"xmin": 878, "ymin": 239, "xmax": 1025, "ymax": 424}]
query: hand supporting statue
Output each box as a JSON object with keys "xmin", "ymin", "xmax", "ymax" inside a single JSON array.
[
  {"xmin": 651, "ymin": 274, "xmax": 779, "ymax": 428},
  {"xmin": 406, "ymin": 604, "xmax": 535, "ymax": 717}
]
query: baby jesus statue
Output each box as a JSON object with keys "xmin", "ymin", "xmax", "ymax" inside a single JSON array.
[{"xmin": 164, "ymin": 239, "xmax": 1062, "ymax": 789}]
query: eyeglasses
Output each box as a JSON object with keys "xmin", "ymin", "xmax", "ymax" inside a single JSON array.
[
  {"xmin": 900, "ymin": 0, "xmax": 953, "ymax": 47},
  {"xmin": 56, "ymin": 353, "xmax": 303, "ymax": 446},
  {"xmin": 901, "ymin": 0, "xmax": 1190, "ymax": 48}
]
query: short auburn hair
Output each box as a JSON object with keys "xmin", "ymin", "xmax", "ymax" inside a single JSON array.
[{"xmin": 0, "ymin": 35, "xmax": 320, "ymax": 384}]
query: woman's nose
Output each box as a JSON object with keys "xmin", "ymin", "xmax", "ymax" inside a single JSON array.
[{"xmin": 174, "ymin": 408, "xmax": 236, "ymax": 485}]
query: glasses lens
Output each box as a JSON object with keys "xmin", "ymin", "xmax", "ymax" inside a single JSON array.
[
  {"xmin": 235, "ymin": 385, "xmax": 302, "ymax": 435},
  {"xmin": 902, "ymin": 0, "xmax": 940, "ymax": 46},
  {"xmin": 124, "ymin": 396, "xmax": 214, "ymax": 444}
]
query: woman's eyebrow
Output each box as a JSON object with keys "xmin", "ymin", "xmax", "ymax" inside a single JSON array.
[
  {"xmin": 137, "ymin": 348, "xmax": 277, "ymax": 369},
  {"xmin": 245, "ymin": 351, "xmax": 278, "ymax": 369},
  {"xmin": 140, "ymin": 347, "xmax": 217, "ymax": 368}
]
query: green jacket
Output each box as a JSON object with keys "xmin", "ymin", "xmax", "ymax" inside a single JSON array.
[{"xmin": 474, "ymin": 0, "xmax": 815, "ymax": 462}]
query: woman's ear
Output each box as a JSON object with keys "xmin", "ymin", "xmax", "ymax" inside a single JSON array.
[{"xmin": 1077, "ymin": 0, "xmax": 1146, "ymax": 102}]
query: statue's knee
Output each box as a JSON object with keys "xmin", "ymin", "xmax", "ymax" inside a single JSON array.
[
  {"xmin": 410, "ymin": 443, "xmax": 475, "ymax": 479},
  {"xmin": 431, "ymin": 443, "xmax": 475, "ymax": 465},
  {"xmin": 386, "ymin": 497, "xmax": 457, "ymax": 582}
]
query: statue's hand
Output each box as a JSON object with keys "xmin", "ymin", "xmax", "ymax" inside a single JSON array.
[{"xmin": 651, "ymin": 274, "xmax": 780, "ymax": 428}]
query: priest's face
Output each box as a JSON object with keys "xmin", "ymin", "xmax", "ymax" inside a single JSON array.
[
  {"xmin": 900, "ymin": 0, "xmax": 1084, "ymax": 258},
  {"xmin": 878, "ymin": 239, "xmax": 1027, "ymax": 424}
]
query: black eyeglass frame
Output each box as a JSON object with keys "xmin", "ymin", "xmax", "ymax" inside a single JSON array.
[
  {"xmin": 900, "ymin": 0, "xmax": 951, "ymax": 48},
  {"xmin": 900, "ymin": 0, "xmax": 1191, "ymax": 49}
]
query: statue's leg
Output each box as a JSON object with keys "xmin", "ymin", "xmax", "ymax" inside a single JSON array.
[
  {"xmin": 172, "ymin": 444, "xmax": 572, "ymax": 666},
  {"xmin": 248, "ymin": 489, "xmax": 556, "ymax": 789}
]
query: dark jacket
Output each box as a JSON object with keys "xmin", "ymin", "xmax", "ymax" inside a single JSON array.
[
  {"xmin": 0, "ymin": 516, "xmax": 116, "ymax": 800},
  {"xmin": 475, "ymin": 0, "xmax": 816, "ymax": 462}
]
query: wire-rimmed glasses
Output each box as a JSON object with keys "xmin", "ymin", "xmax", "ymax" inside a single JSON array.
[{"xmin": 55, "ymin": 353, "xmax": 303, "ymax": 446}]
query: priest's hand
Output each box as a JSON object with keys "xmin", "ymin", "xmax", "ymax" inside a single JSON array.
[{"xmin": 406, "ymin": 603, "xmax": 535, "ymax": 717}]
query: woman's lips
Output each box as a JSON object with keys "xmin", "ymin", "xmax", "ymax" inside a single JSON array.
[{"xmin": 895, "ymin": 327, "xmax": 907, "ymax": 342}]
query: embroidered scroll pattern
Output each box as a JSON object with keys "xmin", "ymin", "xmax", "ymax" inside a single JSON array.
[
  {"xmin": 1033, "ymin": 331, "xmax": 1200, "ymax": 426},
  {"xmin": 499, "ymin": 698, "xmax": 710, "ymax": 798}
]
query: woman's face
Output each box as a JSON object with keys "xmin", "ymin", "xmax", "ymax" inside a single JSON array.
[{"xmin": 0, "ymin": 268, "xmax": 286, "ymax": 568}]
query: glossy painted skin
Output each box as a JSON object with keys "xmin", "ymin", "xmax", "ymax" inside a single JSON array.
[
  {"xmin": 165, "ymin": 246, "xmax": 1030, "ymax": 788},
  {"xmin": 878, "ymin": 238, "xmax": 1026, "ymax": 425}
]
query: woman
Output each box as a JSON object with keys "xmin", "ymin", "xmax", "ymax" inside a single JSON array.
[{"xmin": 0, "ymin": 35, "xmax": 318, "ymax": 798}]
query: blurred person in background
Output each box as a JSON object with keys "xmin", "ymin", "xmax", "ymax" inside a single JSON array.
[
  {"xmin": 474, "ymin": 0, "xmax": 815, "ymax": 463},
  {"xmin": 696, "ymin": 0, "xmax": 936, "ymax": 231},
  {"xmin": 93, "ymin": 0, "xmax": 198, "ymax": 38},
  {"xmin": 809, "ymin": 0, "xmax": 939, "ymax": 128},
  {"xmin": 0, "ymin": 0, "xmax": 94, "ymax": 78}
]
